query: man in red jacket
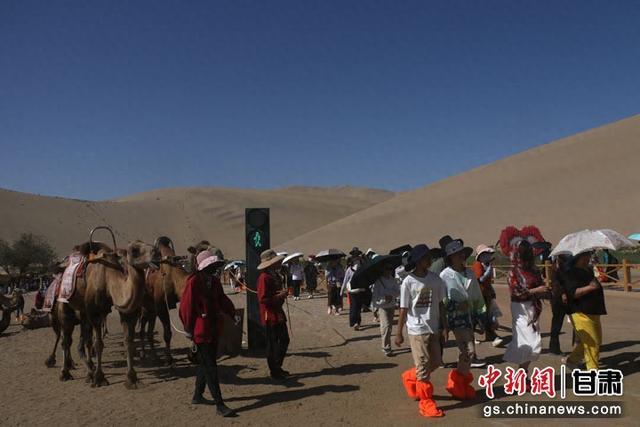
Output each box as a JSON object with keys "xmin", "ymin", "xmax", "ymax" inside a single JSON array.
[
  {"xmin": 257, "ymin": 249, "xmax": 290, "ymax": 380},
  {"xmin": 179, "ymin": 250, "xmax": 236, "ymax": 417}
]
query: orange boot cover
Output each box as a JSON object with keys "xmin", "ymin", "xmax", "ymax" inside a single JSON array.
[
  {"xmin": 463, "ymin": 372, "xmax": 476, "ymax": 399},
  {"xmin": 416, "ymin": 381, "xmax": 444, "ymax": 418},
  {"xmin": 401, "ymin": 368, "xmax": 418, "ymax": 400},
  {"xmin": 445, "ymin": 369, "xmax": 468, "ymax": 400}
]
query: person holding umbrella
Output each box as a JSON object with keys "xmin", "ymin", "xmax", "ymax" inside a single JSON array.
[
  {"xmin": 325, "ymin": 258, "xmax": 345, "ymax": 316},
  {"xmin": 257, "ymin": 249, "xmax": 290, "ymax": 380},
  {"xmin": 562, "ymin": 251, "xmax": 607, "ymax": 370},
  {"xmin": 283, "ymin": 253, "xmax": 304, "ymax": 301},
  {"xmin": 549, "ymin": 229, "xmax": 637, "ymax": 367},
  {"xmin": 395, "ymin": 244, "xmax": 446, "ymax": 418},
  {"xmin": 439, "ymin": 236, "xmax": 486, "ymax": 400},
  {"xmin": 304, "ymin": 255, "xmax": 319, "ymax": 299},
  {"xmin": 342, "ymin": 248, "xmax": 365, "ymax": 330}
]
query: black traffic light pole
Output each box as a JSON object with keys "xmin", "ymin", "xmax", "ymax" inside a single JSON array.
[{"xmin": 245, "ymin": 208, "xmax": 269, "ymax": 350}]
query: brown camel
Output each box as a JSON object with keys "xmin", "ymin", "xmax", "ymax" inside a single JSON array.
[
  {"xmin": 45, "ymin": 299, "xmax": 82, "ymax": 368},
  {"xmin": 140, "ymin": 237, "xmax": 191, "ymax": 365},
  {"xmin": 60, "ymin": 240, "xmax": 157, "ymax": 388}
]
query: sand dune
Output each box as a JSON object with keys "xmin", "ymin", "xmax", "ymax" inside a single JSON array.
[
  {"xmin": 279, "ymin": 115, "xmax": 640, "ymax": 254},
  {"xmin": 3, "ymin": 115, "xmax": 639, "ymax": 260},
  {"xmin": 0, "ymin": 186, "xmax": 392, "ymax": 258}
]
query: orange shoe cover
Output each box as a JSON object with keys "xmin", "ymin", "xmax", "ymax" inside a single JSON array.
[
  {"xmin": 416, "ymin": 381, "xmax": 444, "ymax": 417},
  {"xmin": 401, "ymin": 368, "xmax": 418, "ymax": 400},
  {"xmin": 464, "ymin": 372, "xmax": 476, "ymax": 399},
  {"xmin": 445, "ymin": 369, "xmax": 468, "ymax": 400},
  {"xmin": 419, "ymin": 399, "xmax": 445, "ymax": 418}
]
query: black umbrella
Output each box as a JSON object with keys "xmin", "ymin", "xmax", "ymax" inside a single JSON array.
[
  {"xmin": 389, "ymin": 244, "xmax": 412, "ymax": 256},
  {"xmin": 350, "ymin": 254, "xmax": 402, "ymax": 290}
]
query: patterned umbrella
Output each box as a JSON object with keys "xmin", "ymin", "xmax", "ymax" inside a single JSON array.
[{"xmin": 550, "ymin": 229, "xmax": 638, "ymax": 257}]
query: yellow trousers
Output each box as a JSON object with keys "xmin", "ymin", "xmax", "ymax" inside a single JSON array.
[{"xmin": 568, "ymin": 313, "xmax": 602, "ymax": 370}]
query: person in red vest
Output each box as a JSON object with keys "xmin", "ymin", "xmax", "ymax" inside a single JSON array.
[
  {"xmin": 257, "ymin": 249, "xmax": 290, "ymax": 380},
  {"xmin": 179, "ymin": 250, "xmax": 236, "ymax": 417}
]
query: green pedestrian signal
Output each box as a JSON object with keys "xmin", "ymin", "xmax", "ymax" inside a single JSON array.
[{"xmin": 251, "ymin": 230, "xmax": 263, "ymax": 250}]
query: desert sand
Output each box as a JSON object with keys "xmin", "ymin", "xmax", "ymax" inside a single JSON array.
[
  {"xmin": 0, "ymin": 186, "xmax": 392, "ymax": 259},
  {"xmin": 3, "ymin": 116, "xmax": 638, "ymax": 262},
  {"xmin": 1, "ymin": 284, "xmax": 638, "ymax": 426},
  {"xmin": 279, "ymin": 115, "xmax": 640, "ymax": 254}
]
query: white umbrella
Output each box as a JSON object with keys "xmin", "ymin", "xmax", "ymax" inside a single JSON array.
[
  {"xmin": 224, "ymin": 260, "xmax": 245, "ymax": 271},
  {"xmin": 315, "ymin": 249, "xmax": 346, "ymax": 263},
  {"xmin": 282, "ymin": 252, "xmax": 304, "ymax": 265},
  {"xmin": 550, "ymin": 229, "xmax": 638, "ymax": 257}
]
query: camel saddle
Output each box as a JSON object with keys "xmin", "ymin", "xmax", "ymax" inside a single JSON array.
[
  {"xmin": 57, "ymin": 253, "xmax": 87, "ymax": 303},
  {"xmin": 43, "ymin": 273, "xmax": 62, "ymax": 312}
]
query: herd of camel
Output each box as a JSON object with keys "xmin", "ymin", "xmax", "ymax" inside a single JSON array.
[{"xmin": 38, "ymin": 234, "xmax": 220, "ymax": 389}]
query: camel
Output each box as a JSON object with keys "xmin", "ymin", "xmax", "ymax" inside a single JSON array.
[
  {"xmin": 139, "ymin": 236, "xmax": 191, "ymax": 365},
  {"xmin": 60, "ymin": 240, "xmax": 157, "ymax": 388},
  {"xmin": 45, "ymin": 299, "xmax": 82, "ymax": 368},
  {"xmin": 186, "ymin": 240, "xmax": 224, "ymax": 272}
]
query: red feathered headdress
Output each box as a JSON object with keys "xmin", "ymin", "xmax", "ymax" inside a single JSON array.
[{"xmin": 499, "ymin": 225, "xmax": 546, "ymax": 257}]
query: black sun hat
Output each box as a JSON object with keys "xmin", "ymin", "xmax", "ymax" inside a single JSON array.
[{"xmin": 440, "ymin": 236, "xmax": 473, "ymax": 260}]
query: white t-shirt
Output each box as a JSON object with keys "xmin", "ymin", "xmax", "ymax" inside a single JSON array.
[
  {"xmin": 290, "ymin": 264, "xmax": 304, "ymax": 281},
  {"xmin": 400, "ymin": 271, "xmax": 446, "ymax": 335}
]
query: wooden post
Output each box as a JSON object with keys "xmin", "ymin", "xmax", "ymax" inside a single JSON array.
[
  {"xmin": 544, "ymin": 260, "xmax": 552, "ymax": 288},
  {"xmin": 622, "ymin": 259, "xmax": 631, "ymax": 292}
]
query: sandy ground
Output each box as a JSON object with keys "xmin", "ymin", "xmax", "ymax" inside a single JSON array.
[{"xmin": 1, "ymin": 284, "xmax": 639, "ymax": 427}]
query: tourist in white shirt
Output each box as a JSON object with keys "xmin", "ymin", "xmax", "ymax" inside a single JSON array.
[
  {"xmin": 438, "ymin": 236, "xmax": 486, "ymax": 401},
  {"xmin": 395, "ymin": 244, "xmax": 446, "ymax": 418},
  {"xmin": 371, "ymin": 262, "xmax": 400, "ymax": 356},
  {"xmin": 289, "ymin": 259, "xmax": 304, "ymax": 301}
]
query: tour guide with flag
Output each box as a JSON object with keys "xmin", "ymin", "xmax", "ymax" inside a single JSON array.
[
  {"xmin": 257, "ymin": 249, "xmax": 291, "ymax": 381},
  {"xmin": 179, "ymin": 250, "xmax": 236, "ymax": 417}
]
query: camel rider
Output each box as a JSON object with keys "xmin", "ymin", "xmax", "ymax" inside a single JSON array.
[{"xmin": 179, "ymin": 250, "xmax": 237, "ymax": 418}]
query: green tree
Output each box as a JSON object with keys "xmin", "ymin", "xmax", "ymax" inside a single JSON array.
[
  {"xmin": 0, "ymin": 234, "xmax": 56, "ymax": 279},
  {"xmin": 0, "ymin": 238, "xmax": 14, "ymax": 278}
]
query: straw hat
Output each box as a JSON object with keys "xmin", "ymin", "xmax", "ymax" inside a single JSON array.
[
  {"xmin": 475, "ymin": 244, "xmax": 496, "ymax": 261},
  {"xmin": 257, "ymin": 249, "xmax": 285, "ymax": 271},
  {"xmin": 196, "ymin": 250, "xmax": 224, "ymax": 271}
]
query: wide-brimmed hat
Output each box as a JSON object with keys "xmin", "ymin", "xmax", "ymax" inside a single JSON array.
[
  {"xmin": 349, "ymin": 247, "xmax": 363, "ymax": 257},
  {"xmin": 442, "ymin": 237, "xmax": 473, "ymax": 260},
  {"xmin": 257, "ymin": 249, "xmax": 285, "ymax": 270},
  {"xmin": 404, "ymin": 244, "xmax": 442, "ymax": 271},
  {"xmin": 475, "ymin": 244, "xmax": 495, "ymax": 261},
  {"xmin": 197, "ymin": 250, "xmax": 224, "ymax": 271}
]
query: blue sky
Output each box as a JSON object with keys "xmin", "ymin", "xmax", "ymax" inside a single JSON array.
[{"xmin": 1, "ymin": 1, "xmax": 639, "ymax": 200}]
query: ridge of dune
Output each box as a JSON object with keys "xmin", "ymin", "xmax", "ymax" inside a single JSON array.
[
  {"xmin": 278, "ymin": 114, "xmax": 640, "ymax": 254},
  {"xmin": 0, "ymin": 186, "xmax": 393, "ymax": 258}
]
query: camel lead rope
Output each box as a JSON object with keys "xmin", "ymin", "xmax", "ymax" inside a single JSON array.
[{"xmin": 160, "ymin": 271, "xmax": 189, "ymax": 336}]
